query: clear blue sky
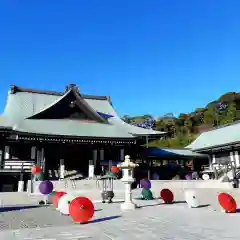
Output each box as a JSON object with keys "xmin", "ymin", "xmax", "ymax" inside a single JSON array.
[{"xmin": 0, "ymin": 0, "xmax": 239, "ymax": 118}]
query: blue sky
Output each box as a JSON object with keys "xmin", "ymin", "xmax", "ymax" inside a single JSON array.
[{"xmin": 0, "ymin": 0, "xmax": 239, "ymax": 118}]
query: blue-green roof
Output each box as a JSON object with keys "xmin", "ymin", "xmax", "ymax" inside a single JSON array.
[
  {"xmin": 11, "ymin": 119, "xmax": 135, "ymax": 138},
  {"xmin": 0, "ymin": 85, "xmax": 165, "ymax": 138},
  {"xmin": 145, "ymin": 147, "xmax": 207, "ymax": 158},
  {"xmin": 187, "ymin": 122, "xmax": 240, "ymax": 150}
]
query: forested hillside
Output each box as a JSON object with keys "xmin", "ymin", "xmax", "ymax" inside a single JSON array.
[{"xmin": 122, "ymin": 92, "xmax": 240, "ymax": 148}]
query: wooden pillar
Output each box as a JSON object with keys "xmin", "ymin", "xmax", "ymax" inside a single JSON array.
[
  {"xmin": 0, "ymin": 147, "xmax": 4, "ymax": 169},
  {"xmin": 100, "ymin": 149, "xmax": 104, "ymax": 161},
  {"xmin": 31, "ymin": 146, "xmax": 36, "ymax": 161},
  {"xmin": 120, "ymin": 148, "xmax": 124, "ymax": 161},
  {"xmin": 41, "ymin": 148, "xmax": 46, "ymax": 173},
  {"xmin": 36, "ymin": 149, "xmax": 41, "ymax": 166}
]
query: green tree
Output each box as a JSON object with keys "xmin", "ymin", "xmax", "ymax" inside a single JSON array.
[
  {"xmin": 155, "ymin": 120, "xmax": 167, "ymax": 132},
  {"xmin": 183, "ymin": 118, "xmax": 193, "ymax": 135},
  {"xmin": 203, "ymin": 105, "xmax": 219, "ymax": 126},
  {"xmin": 220, "ymin": 102, "xmax": 236, "ymax": 124}
]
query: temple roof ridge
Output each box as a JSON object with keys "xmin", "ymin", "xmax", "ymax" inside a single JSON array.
[{"xmin": 9, "ymin": 84, "xmax": 110, "ymax": 101}]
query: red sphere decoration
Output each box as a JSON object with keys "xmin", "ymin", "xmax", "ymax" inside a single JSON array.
[
  {"xmin": 69, "ymin": 197, "xmax": 94, "ymax": 223},
  {"xmin": 160, "ymin": 188, "xmax": 174, "ymax": 203},
  {"xmin": 32, "ymin": 165, "xmax": 41, "ymax": 174},
  {"xmin": 111, "ymin": 166, "xmax": 119, "ymax": 173},
  {"xmin": 52, "ymin": 191, "xmax": 66, "ymax": 208},
  {"xmin": 218, "ymin": 192, "xmax": 237, "ymax": 213}
]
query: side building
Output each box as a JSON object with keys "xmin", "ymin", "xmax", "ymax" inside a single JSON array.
[
  {"xmin": 0, "ymin": 84, "xmax": 164, "ymax": 191},
  {"xmin": 187, "ymin": 121, "xmax": 240, "ymax": 179}
]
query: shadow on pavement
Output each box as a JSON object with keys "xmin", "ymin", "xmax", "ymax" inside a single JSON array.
[
  {"xmin": 173, "ymin": 201, "xmax": 187, "ymax": 204},
  {"xmin": 197, "ymin": 204, "xmax": 211, "ymax": 208},
  {"xmin": 137, "ymin": 203, "xmax": 162, "ymax": 208},
  {"xmin": 94, "ymin": 209, "xmax": 103, "ymax": 212},
  {"xmin": 87, "ymin": 215, "xmax": 121, "ymax": 224},
  {"xmin": 235, "ymin": 208, "xmax": 240, "ymax": 213},
  {"xmin": 0, "ymin": 205, "xmax": 41, "ymax": 213}
]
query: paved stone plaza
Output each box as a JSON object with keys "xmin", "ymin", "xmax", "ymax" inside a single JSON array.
[{"xmin": 0, "ymin": 188, "xmax": 240, "ymax": 239}]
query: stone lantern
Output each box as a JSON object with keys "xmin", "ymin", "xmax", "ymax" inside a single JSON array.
[
  {"xmin": 118, "ymin": 155, "xmax": 138, "ymax": 211},
  {"xmin": 99, "ymin": 175, "xmax": 116, "ymax": 203}
]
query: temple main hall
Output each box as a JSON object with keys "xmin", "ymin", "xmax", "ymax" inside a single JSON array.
[{"xmin": 0, "ymin": 84, "xmax": 163, "ymax": 191}]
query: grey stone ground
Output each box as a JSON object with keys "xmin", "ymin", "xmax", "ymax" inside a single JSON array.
[{"xmin": 0, "ymin": 188, "xmax": 240, "ymax": 239}]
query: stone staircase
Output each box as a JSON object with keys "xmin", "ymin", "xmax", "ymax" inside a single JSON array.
[{"xmin": 47, "ymin": 169, "xmax": 85, "ymax": 180}]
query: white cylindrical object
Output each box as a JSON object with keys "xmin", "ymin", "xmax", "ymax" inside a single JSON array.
[
  {"xmin": 184, "ymin": 190, "xmax": 200, "ymax": 208},
  {"xmin": 26, "ymin": 180, "xmax": 32, "ymax": 193},
  {"xmin": 18, "ymin": 181, "xmax": 24, "ymax": 192},
  {"xmin": 88, "ymin": 165, "xmax": 94, "ymax": 179},
  {"xmin": 60, "ymin": 165, "xmax": 65, "ymax": 179}
]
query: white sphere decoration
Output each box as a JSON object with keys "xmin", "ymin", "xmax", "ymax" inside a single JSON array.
[
  {"xmin": 58, "ymin": 193, "xmax": 76, "ymax": 215},
  {"xmin": 202, "ymin": 173, "xmax": 210, "ymax": 180},
  {"xmin": 184, "ymin": 190, "xmax": 200, "ymax": 208}
]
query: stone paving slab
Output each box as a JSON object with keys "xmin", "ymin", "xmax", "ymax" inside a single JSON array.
[
  {"xmin": 0, "ymin": 200, "xmax": 240, "ymax": 240},
  {"xmin": 0, "ymin": 189, "xmax": 240, "ymax": 239}
]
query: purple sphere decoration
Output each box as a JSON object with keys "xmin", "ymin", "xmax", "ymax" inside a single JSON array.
[
  {"xmin": 185, "ymin": 174, "xmax": 192, "ymax": 180},
  {"xmin": 140, "ymin": 179, "xmax": 151, "ymax": 189},
  {"xmin": 39, "ymin": 180, "xmax": 53, "ymax": 195}
]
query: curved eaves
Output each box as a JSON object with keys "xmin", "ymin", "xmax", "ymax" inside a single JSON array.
[
  {"xmin": 27, "ymin": 88, "xmax": 108, "ymax": 123},
  {"xmin": 71, "ymin": 89, "xmax": 108, "ymax": 123},
  {"xmin": 26, "ymin": 89, "xmax": 72, "ymax": 119}
]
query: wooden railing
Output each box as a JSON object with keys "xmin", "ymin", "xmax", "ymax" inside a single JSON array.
[{"xmin": 1, "ymin": 160, "xmax": 35, "ymax": 171}]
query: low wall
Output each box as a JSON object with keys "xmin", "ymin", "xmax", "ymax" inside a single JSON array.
[{"xmin": 30, "ymin": 179, "xmax": 232, "ymax": 194}]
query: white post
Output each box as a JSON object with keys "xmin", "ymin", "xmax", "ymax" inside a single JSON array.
[
  {"xmin": 4, "ymin": 146, "xmax": 10, "ymax": 160},
  {"xmin": 212, "ymin": 154, "xmax": 216, "ymax": 164},
  {"xmin": 27, "ymin": 180, "xmax": 32, "ymax": 193},
  {"xmin": 230, "ymin": 151, "xmax": 235, "ymax": 163},
  {"xmin": 88, "ymin": 160, "xmax": 94, "ymax": 179},
  {"xmin": 18, "ymin": 172, "xmax": 24, "ymax": 192},
  {"xmin": 60, "ymin": 159, "xmax": 65, "ymax": 179},
  {"xmin": 229, "ymin": 151, "xmax": 236, "ymax": 179},
  {"xmin": 18, "ymin": 181, "xmax": 24, "ymax": 192},
  {"xmin": 234, "ymin": 151, "xmax": 240, "ymax": 168}
]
